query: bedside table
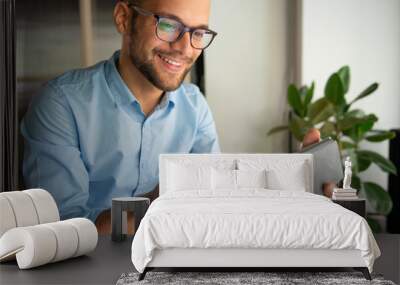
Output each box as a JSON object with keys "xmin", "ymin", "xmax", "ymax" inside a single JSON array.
[
  {"xmin": 332, "ymin": 198, "xmax": 366, "ymax": 218},
  {"xmin": 111, "ymin": 197, "xmax": 150, "ymax": 242}
]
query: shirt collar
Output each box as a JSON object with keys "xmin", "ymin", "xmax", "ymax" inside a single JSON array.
[
  {"xmin": 158, "ymin": 91, "xmax": 177, "ymax": 109},
  {"xmin": 105, "ymin": 50, "xmax": 177, "ymax": 109},
  {"xmin": 105, "ymin": 50, "xmax": 137, "ymax": 106}
]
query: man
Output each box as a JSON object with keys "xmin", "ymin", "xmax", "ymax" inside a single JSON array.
[
  {"xmin": 21, "ymin": 0, "xmax": 329, "ymax": 233},
  {"xmin": 22, "ymin": 0, "xmax": 220, "ymax": 233}
]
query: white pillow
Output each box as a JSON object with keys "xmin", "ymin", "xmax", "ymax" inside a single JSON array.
[
  {"xmin": 237, "ymin": 169, "xmax": 267, "ymax": 188},
  {"xmin": 167, "ymin": 162, "xmax": 212, "ymax": 191},
  {"xmin": 212, "ymin": 168, "xmax": 236, "ymax": 190},
  {"xmin": 212, "ymin": 169, "xmax": 268, "ymax": 190},
  {"xmin": 266, "ymin": 162, "xmax": 307, "ymax": 191}
]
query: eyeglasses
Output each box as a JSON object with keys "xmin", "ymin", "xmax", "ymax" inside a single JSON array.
[{"xmin": 128, "ymin": 4, "xmax": 218, "ymax": 50}]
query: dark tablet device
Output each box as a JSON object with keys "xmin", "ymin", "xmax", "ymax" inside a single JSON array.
[{"xmin": 300, "ymin": 138, "xmax": 344, "ymax": 195}]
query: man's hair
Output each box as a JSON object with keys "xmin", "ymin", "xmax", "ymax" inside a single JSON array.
[
  {"xmin": 125, "ymin": 0, "xmax": 143, "ymax": 31},
  {"xmin": 116, "ymin": 0, "xmax": 145, "ymax": 30},
  {"xmin": 120, "ymin": 0, "xmax": 144, "ymax": 6}
]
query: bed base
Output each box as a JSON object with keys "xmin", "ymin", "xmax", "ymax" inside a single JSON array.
[
  {"xmin": 138, "ymin": 267, "xmax": 371, "ymax": 281},
  {"xmin": 138, "ymin": 248, "xmax": 372, "ymax": 281}
]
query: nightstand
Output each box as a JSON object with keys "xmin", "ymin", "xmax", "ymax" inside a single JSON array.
[
  {"xmin": 332, "ymin": 198, "xmax": 366, "ymax": 218},
  {"xmin": 111, "ymin": 197, "xmax": 150, "ymax": 242}
]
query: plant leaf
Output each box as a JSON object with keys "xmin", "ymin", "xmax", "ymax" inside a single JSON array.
[
  {"xmin": 299, "ymin": 86, "xmax": 308, "ymax": 97},
  {"xmin": 324, "ymin": 73, "xmax": 345, "ymax": 106},
  {"xmin": 304, "ymin": 82, "xmax": 315, "ymax": 107},
  {"xmin": 363, "ymin": 182, "xmax": 393, "ymax": 215},
  {"xmin": 346, "ymin": 149, "xmax": 360, "ymax": 174},
  {"xmin": 341, "ymin": 141, "xmax": 356, "ymax": 150},
  {"xmin": 357, "ymin": 114, "xmax": 377, "ymax": 135},
  {"xmin": 351, "ymin": 174, "xmax": 362, "ymax": 191},
  {"xmin": 346, "ymin": 109, "xmax": 365, "ymax": 117},
  {"xmin": 337, "ymin": 117, "xmax": 364, "ymax": 131},
  {"xmin": 366, "ymin": 217, "xmax": 382, "ymax": 233},
  {"xmin": 338, "ymin": 113, "xmax": 377, "ymax": 132},
  {"xmin": 319, "ymin": 121, "xmax": 335, "ymax": 139},
  {"xmin": 357, "ymin": 150, "xmax": 397, "ymax": 175},
  {"xmin": 357, "ymin": 155, "xmax": 372, "ymax": 172},
  {"xmin": 287, "ymin": 84, "xmax": 304, "ymax": 117},
  {"xmin": 267, "ymin": 125, "xmax": 289, "ymax": 136},
  {"xmin": 337, "ymin": 66, "xmax": 350, "ymax": 94},
  {"xmin": 308, "ymin": 98, "xmax": 334, "ymax": 124},
  {"xmin": 289, "ymin": 115, "xmax": 308, "ymax": 142},
  {"xmin": 366, "ymin": 131, "xmax": 396, "ymax": 142},
  {"xmin": 342, "ymin": 114, "xmax": 378, "ymax": 142},
  {"xmin": 349, "ymin": 83, "xmax": 379, "ymax": 105}
]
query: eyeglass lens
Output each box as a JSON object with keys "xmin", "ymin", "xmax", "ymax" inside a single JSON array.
[{"xmin": 156, "ymin": 17, "xmax": 214, "ymax": 49}]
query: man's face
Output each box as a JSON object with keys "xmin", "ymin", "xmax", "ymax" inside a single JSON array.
[{"xmin": 127, "ymin": 0, "xmax": 211, "ymax": 91}]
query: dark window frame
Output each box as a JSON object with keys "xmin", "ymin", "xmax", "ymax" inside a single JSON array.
[{"xmin": 0, "ymin": 0, "xmax": 18, "ymax": 192}]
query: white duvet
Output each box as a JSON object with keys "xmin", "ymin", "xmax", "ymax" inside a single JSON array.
[{"xmin": 131, "ymin": 190, "xmax": 380, "ymax": 273}]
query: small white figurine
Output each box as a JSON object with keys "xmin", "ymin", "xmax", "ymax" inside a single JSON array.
[
  {"xmin": 332, "ymin": 157, "xmax": 358, "ymax": 199},
  {"xmin": 343, "ymin": 157, "xmax": 352, "ymax": 189}
]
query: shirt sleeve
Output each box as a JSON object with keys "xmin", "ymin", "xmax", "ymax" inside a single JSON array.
[
  {"xmin": 21, "ymin": 83, "xmax": 101, "ymax": 222},
  {"xmin": 190, "ymin": 89, "xmax": 221, "ymax": 154}
]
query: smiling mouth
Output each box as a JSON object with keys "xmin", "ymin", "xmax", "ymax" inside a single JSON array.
[
  {"xmin": 159, "ymin": 54, "xmax": 183, "ymax": 67},
  {"xmin": 157, "ymin": 53, "xmax": 188, "ymax": 73}
]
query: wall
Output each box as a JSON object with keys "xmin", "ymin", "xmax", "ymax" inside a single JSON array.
[
  {"xmin": 301, "ymin": 0, "xmax": 400, "ymax": 189},
  {"xmin": 205, "ymin": 0, "xmax": 290, "ymax": 153}
]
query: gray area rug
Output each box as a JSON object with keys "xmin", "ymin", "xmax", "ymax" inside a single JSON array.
[{"xmin": 116, "ymin": 272, "xmax": 396, "ymax": 285}]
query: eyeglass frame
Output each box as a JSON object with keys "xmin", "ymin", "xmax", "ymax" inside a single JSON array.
[{"xmin": 126, "ymin": 4, "xmax": 218, "ymax": 50}]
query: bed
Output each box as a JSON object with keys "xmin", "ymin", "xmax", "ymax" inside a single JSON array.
[{"xmin": 131, "ymin": 154, "xmax": 380, "ymax": 280}]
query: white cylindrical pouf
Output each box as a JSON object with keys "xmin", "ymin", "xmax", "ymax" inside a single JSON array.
[
  {"xmin": 0, "ymin": 219, "xmax": 97, "ymax": 269},
  {"xmin": 0, "ymin": 192, "xmax": 39, "ymax": 227},
  {"xmin": 66, "ymin": 218, "xmax": 98, "ymax": 257},
  {"xmin": 24, "ymin": 189, "xmax": 60, "ymax": 224},
  {"xmin": 42, "ymin": 221, "xmax": 79, "ymax": 262},
  {"xmin": 0, "ymin": 196, "xmax": 17, "ymax": 237},
  {"xmin": 0, "ymin": 226, "xmax": 57, "ymax": 269}
]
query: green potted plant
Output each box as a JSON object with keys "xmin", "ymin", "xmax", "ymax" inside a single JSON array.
[{"xmin": 268, "ymin": 66, "xmax": 397, "ymax": 232}]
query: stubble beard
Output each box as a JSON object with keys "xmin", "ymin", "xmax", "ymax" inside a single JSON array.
[
  {"xmin": 127, "ymin": 16, "xmax": 198, "ymax": 91},
  {"xmin": 128, "ymin": 26, "xmax": 194, "ymax": 92}
]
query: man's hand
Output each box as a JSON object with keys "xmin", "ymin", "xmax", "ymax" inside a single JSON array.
[
  {"xmin": 302, "ymin": 128, "xmax": 321, "ymax": 148},
  {"xmin": 95, "ymin": 209, "xmax": 112, "ymax": 234},
  {"xmin": 143, "ymin": 185, "xmax": 159, "ymax": 202},
  {"xmin": 302, "ymin": 128, "xmax": 336, "ymax": 198},
  {"xmin": 95, "ymin": 209, "xmax": 136, "ymax": 235}
]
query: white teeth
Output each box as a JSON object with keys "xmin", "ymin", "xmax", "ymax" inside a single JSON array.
[{"xmin": 160, "ymin": 55, "xmax": 182, "ymax": 67}]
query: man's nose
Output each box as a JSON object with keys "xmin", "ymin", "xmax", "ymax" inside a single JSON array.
[{"xmin": 170, "ymin": 31, "xmax": 192, "ymax": 55}]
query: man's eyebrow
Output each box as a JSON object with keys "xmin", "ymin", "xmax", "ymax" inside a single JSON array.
[{"xmin": 157, "ymin": 12, "xmax": 210, "ymax": 29}]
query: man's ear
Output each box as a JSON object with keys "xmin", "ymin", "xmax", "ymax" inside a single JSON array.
[{"xmin": 113, "ymin": 2, "xmax": 131, "ymax": 34}]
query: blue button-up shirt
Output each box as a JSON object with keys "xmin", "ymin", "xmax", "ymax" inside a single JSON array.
[{"xmin": 21, "ymin": 50, "xmax": 220, "ymax": 222}]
